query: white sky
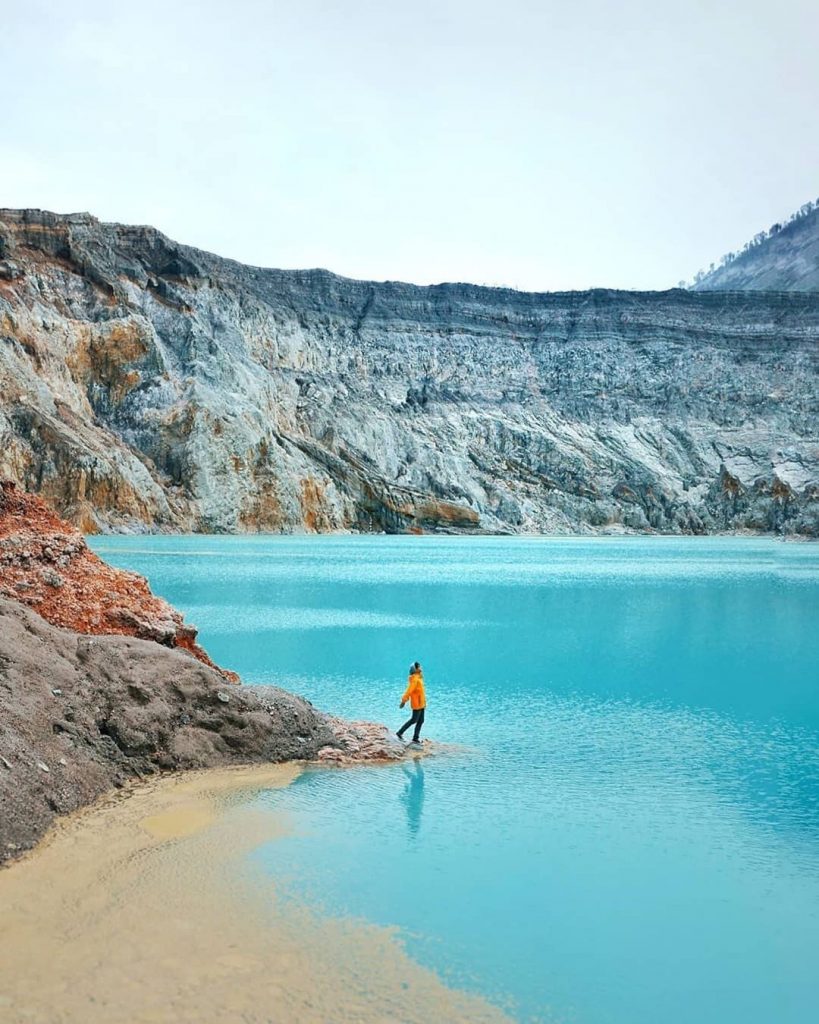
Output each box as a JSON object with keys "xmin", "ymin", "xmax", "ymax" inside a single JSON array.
[{"xmin": 1, "ymin": 0, "xmax": 818, "ymax": 291}]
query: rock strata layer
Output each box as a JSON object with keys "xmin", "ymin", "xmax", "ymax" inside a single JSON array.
[{"xmin": 0, "ymin": 208, "xmax": 816, "ymax": 536}]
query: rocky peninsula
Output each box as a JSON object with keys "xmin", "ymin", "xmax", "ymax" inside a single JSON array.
[{"xmin": 0, "ymin": 484, "xmax": 416, "ymax": 864}]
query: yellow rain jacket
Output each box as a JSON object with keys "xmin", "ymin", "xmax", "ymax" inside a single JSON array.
[{"xmin": 401, "ymin": 671, "xmax": 426, "ymax": 710}]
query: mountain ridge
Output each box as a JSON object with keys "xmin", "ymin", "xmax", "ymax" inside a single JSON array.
[
  {"xmin": 0, "ymin": 207, "xmax": 817, "ymax": 536},
  {"xmin": 693, "ymin": 199, "xmax": 819, "ymax": 292}
]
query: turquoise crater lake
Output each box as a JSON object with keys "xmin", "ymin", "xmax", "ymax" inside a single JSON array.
[{"xmin": 91, "ymin": 536, "xmax": 819, "ymax": 1024}]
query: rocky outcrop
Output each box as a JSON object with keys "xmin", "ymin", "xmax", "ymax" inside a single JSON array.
[
  {"xmin": 1, "ymin": 208, "xmax": 817, "ymax": 536},
  {"xmin": 694, "ymin": 200, "xmax": 819, "ymax": 291},
  {"xmin": 0, "ymin": 480, "xmax": 233, "ymax": 676},
  {"xmin": 0, "ymin": 594, "xmax": 435, "ymax": 863},
  {"xmin": 0, "ymin": 597, "xmax": 339, "ymax": 862},
  {"xmin": 0, "ymin": 486, "xmax": 432, "ymax": 861},
  {"xmin": 316, "ymin": 716, "xmax": 434, "ymax": 763}
]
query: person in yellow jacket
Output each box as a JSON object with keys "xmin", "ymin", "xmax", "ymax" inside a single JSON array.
[{"xmin": 396, "ymin": 661, "xmax": 426, "ymax": 744}]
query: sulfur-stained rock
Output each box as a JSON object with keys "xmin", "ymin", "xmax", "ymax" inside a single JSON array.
[
  {"xmin": 0, "ymin": 207, "xmax": 816, "ymax": 537},
  {"xmin": 0, "ymin": 481, "xmax": 235, "ymax": 677}
]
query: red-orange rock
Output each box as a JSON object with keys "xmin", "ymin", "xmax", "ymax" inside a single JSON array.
[{"xmin": 0, "ymin": 481, "xmax": 236, "ymax": 680}]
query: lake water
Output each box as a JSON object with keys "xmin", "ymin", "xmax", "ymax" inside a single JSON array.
[{"xmin": 91, "ymin": 536, "xmax": 819, "ymax": 1024}]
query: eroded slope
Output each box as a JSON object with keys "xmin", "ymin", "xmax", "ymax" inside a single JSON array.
[{"xmin": 1, "ymin": 209, "xmax": 817, "ymax": 535}]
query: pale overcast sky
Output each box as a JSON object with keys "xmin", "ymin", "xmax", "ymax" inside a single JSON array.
[{"xmin": 1, "ymin": 0, "xmax": 817, "ymax": 290}]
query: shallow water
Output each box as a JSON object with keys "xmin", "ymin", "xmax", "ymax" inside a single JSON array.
[
  {"xmin": 0, "ymin": 765, "xmax": 507, "ymax": 1024},
  {"xmin": 92, "ymin": 536, "xmax": 819, "ymax": 1024}
]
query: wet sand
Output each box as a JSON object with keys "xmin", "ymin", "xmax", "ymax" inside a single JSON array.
[{"xmin": 0, "ymin": 764, "xmax": 512, "ymax": 1024}]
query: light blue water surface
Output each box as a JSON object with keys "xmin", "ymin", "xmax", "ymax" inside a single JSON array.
[{"xmin": 91, "ymin": 536, "xmax": 819, "ymax": 1024}]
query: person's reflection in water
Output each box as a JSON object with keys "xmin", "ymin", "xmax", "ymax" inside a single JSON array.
[{"xmin": 400, "ymin": 760, "xmax": 425, "ymax": 839}]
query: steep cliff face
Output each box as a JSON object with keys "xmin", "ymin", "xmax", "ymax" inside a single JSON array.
[
  {"xmin": 1, "ymin": 208, "xmax": 817, "ymax": 536},
  {"xmin": 694, "ymin": 202, "xmax": 819, "ymax": 291}
]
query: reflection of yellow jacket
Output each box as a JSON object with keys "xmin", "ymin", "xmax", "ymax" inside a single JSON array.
[{"xmin": 401, "ymin": 672, "xmax": 426, "ymax": 710}]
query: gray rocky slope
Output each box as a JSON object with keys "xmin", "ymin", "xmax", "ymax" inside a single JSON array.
[
  {"xmin": 1, "ymin": 208, "xmax": 817, "ymax": 536},
  {"xmin": 694, "ymin": 202, "xmax": 819, "ymax": 292},
  {"xmin": 0, "ymin": 594, "xmax": 419, "ymax": 863},
  {"xmin": 0, "ymin": 595, "xmax": 335, "ymax": 862}
]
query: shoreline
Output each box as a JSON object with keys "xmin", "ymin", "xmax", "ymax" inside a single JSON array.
[
  {"xmin": 0, "ymin": 590, "xmax": 428, "ymax": 867},
  {"xmin": 0, "ymin": 762, "xmax": 512, "ymax": 1024},
  {"xmin": 89, "ymin": 529, "xmax": 817, "ymax": 541}
]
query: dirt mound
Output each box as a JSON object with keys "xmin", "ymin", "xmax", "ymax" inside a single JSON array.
[
  {"xmin": 0, "ymin": 481, "xmax": 234, "ymax": 678},
  {"xmin": 0, "ymin": 596, "xmax": 338, "ymax": 862}
]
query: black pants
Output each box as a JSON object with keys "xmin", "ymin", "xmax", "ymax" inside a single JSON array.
[{"xmin": 398, "ymin": 707, "xmax": 425, "ymax": 742}]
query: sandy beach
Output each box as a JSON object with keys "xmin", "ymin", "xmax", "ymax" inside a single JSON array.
[{"xmin": 0, "ymin": 763, "xmax": 512, "ymax": 1024}]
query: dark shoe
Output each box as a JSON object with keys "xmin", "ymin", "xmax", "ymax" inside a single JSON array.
[
  {"xmin": 411, "ymin": 739, "xmax": 422, "ymax": 745},
  {"xmin": 396, "ymin": 732, "xmax": 404, "ymax": 741}
]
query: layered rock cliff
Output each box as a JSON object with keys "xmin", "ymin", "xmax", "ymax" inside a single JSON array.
[{"xmin": 1, "ymin": 208, "xmax": 817, "ymax": 536}]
